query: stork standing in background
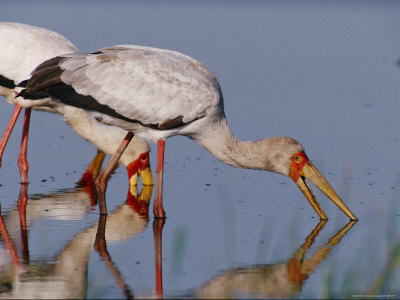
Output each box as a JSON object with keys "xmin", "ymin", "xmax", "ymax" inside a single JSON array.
[
  {"xmin": 21, "ymin": 45, "xmax": 357, "ymax": 221},
  {"xmin": 0, "ymin": 23, "xmax": 153, "ymax": 186}
]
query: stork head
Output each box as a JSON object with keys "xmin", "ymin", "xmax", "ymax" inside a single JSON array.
[
  {"xmin": 288, "ymin": 151, "xmax": 357, "ymax": 220},
  {"xmin": 256, "ymin": 136, "xmax": 356, "ymax": 220},
  {"xmin": 127, "ymin": 152, "xmax": 154, "ymax": 186}
]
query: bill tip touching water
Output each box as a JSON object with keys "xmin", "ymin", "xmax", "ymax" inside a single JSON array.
[
  {"xmin": 289, "ymin": 151, "xmax": 357, "ymax": 220},
  {"xmin": 19, "ymin": 44, "xmax": 357, "ymax": 220}
]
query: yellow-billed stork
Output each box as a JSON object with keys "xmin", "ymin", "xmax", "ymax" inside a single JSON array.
[
  {"xmin": 0, "ymin": 23, "xmax": 153, "ymax": 186},
  {"xmin": 20, "ymin": 45, "xmax": 357, "ymax": 220}
]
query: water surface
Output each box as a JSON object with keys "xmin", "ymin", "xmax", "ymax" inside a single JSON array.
[{"xmin": 0, "ymin": 1, "xmax": 399, "ymax": 298}]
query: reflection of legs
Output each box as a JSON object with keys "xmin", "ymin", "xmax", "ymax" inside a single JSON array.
[
  {"xmin": 95, "ymin": 132, "xmax": 134, "ymax": 215},
  {"xmin": 0, "ymin": 207, "xmax": 20, "ymax": 266},
  {"xmin": 94, "ymin": 215, "xmax": 134, "ymax": 298},
  {"xmin": 0, "ymin": 104, "xmax": 23, "ymax": 167},
  {"xmin": 18, "ymin": 184, "xmax": 29, "ymax": 263},
  {"xmin": 153, "ymin": 219, "xmax": 165, "ymax": 299},
  {"xmin": 153, "ymin": 139, "xmax": 166, "ymax": 218},
  {"xmin": 18, "ymin": 107, "xmax": 31, "ymax": 184}
]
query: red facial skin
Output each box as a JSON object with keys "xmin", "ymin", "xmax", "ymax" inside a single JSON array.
[
  {"xmin": 289, "ymin": 152, "xmax": 310, "ymax": 183},
  {"xmin": 127, "ymin": 152, "xmax": 150, "ymax": 179}
]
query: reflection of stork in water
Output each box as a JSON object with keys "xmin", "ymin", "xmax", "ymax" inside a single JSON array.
[
  {"xmin": 0, "ymin": 182, "xmax": 152, "ymax": 299},
  {"xmin": 0, "ymin": 22, "xmax": 153, "ymax": 186},
  {"xmin": 21, "ymin": 45, "xmax": 356, "ymax": 220},
  {"xmin": 192, "ymin": 221, "xmax": 356, "ymax": 299},
  {"xmin": 3, "ymin": 151, "xmax": 111, "ymax": 265}
]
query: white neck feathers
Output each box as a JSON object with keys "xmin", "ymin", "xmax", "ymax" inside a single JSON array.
[{"xmin": 192, "ymin": 118, "xmax": 303, "ymax": 176}]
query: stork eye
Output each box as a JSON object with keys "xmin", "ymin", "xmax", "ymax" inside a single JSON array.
[{"xmin": 292, "ymin": 154, "xmax": 302, "ymax": 163}]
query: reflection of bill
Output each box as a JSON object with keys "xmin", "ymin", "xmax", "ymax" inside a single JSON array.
[
  {"xmin": 78, "ymin": 151, "xmax": 153, "ymax": 207},
  {"xmin": 0, "ymin": 184, "xmax": 152, "ymax": 299},
  {"xmin": 193, "ymin": 221, "xmax": 356, "ymax": 299}
]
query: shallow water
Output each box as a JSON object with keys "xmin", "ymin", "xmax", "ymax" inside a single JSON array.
[{"xmin": 0, "ymin": 1, "xmax": 400, "ymax": 298}]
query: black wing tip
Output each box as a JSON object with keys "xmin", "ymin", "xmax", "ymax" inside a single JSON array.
[
  {"xmin": 0, "ymin": 74, "xmax": 17, "ymax": 89},
  {"xmin": 89, "ymin": 50, "xmax": 103, "ymax": 55},
  {"xmin": 17, "ymin": 79, "xmax": 28, "ymax": 88},
  {"xmin": 17, "ymin": 88, "xmax": 49, "ymax": 100}
]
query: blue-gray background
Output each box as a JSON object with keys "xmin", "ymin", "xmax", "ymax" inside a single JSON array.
[{"xmin": 0, "ymin": 1, "xmax": 399, "ymax": 298}]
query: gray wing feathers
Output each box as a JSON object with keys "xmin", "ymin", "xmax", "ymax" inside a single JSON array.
[{"xmin": 58, "ymin": 46, "xmax": 221, "ymax": 126}]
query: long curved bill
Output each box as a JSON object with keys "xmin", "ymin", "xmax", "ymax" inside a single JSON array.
[
  {"xmin": 138, "ymin": 166, "xmax": 154, "ymax": 186},
  {"xmin": 296, "ymin": 161, "xmax": 357, "ymax": 221},
  {"xmin": 129, "ymin": 166, "xmax": 154, "ymax": 186}
]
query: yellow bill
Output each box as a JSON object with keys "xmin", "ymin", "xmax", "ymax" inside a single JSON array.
[{"xmin": 290, "ymin": 152, "xmax": 357, "ymax": 220}]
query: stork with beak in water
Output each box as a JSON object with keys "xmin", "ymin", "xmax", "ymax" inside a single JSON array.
[{"xmin": 20, "ymin": 45, "xmax": 357, "ymax": 221}]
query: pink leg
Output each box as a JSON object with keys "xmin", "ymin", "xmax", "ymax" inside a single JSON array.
[
  {"xmin": 153, "ymin": 219, "xmax": 165, "ymax": 299},
  {"xmin": 18, "ymin": 107, "xmax": 31, "ymax": 184},
  {"xmin": 0, "ymin": 104, "xmax": 23, "ymax": 168},
  {"xmin": 153, "ymin": 139, "xmax": 166, "ymax": 218},
  {"xmin": 95, "ymin": 132, "xmax": 134, "ymax": 215}
]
